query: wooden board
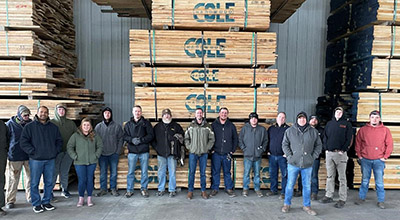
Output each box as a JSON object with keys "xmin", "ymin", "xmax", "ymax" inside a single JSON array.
[
  {"xmin": 133, "ymin": 66, "xmax": 277, "ymax": 85},
  {"xmin": 130, "ymin": 30, "xmax": 276, "ymax": 66},
  {"xmin": 270, "ymin": 0, "xmax": 306, "ymax": 23},
  {"xmin": 134, "ymin": 87, "xmax": 279, "ymax": 119},
  {"xmin": 353, "ymin": 158, "xmax": 400, "ymax": 189},
  {"xmin": 92, "ymin": 0, "xmax": 152, "ymax": 17},
  {"xmin": 152, "ymin": 0, "xmax": 270, "ymax": 31}
]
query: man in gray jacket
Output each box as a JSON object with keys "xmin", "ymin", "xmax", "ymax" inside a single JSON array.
[
  {"xmin": 239, "ymin": 112, "xmax": 268, "ymax": 198},
  {"xmin": 94, "ymin": 107, "xmax": 124, "ymax": 197},
  {"xmin": 281, "ymin": 112, "xmax": 322, "ymax": 216}
]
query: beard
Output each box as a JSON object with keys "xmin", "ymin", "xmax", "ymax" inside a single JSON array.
[{"xmin": 162, "ymin": 118, "xmax": 172, "ymax": 124}]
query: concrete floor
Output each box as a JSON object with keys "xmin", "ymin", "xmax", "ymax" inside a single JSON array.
[{"xmin": 3, "ymin": 188, "xmax": 400, "ymax": 220}]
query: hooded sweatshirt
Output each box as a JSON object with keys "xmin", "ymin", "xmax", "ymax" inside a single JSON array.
[
  {"xmin": 6, "ymin": 116, "xmax": 31, "ymax": 161},
  {"xmin": 94, "ymin": 107, "xmax": 124, "ymax": 156},
  {"xmin": 184, "ymin": 119, "xmax": 215, "ymax": 155},
  {"xmin": 355, "ymin": 122, "xmax": 393, "ymax": 160},
  {"xmin": 323, "ymin": 113, "xmax": 353, "ymax": 152},
  {"xmin": 50, "ymin": 106, "xmax": 77, "ymax": 152}
]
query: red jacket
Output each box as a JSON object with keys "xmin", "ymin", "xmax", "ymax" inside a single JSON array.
[{"xmin": 355, "ymin": 122, "xmax": 393, "ymax": 160}]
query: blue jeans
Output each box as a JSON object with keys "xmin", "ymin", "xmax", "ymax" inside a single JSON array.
[
  {"xmin": 211, "ymin": 152, "xmax": 234, "ymax": 190},
  {"xmin": 311, "ymin": 159, "xmax": 320, "ymax": 194},
  {"xmin": 75, "ymin": 164, "xmax": 97, "ymax": 197},
  {"xmin": 99, "ymin": 153, "xmax": 119, "ymax": 190},
  {"xmin": 188, "ymin": 153, "xmax": 208, "ymax": 192},
  {"xmin": 243, "ymin": 158, "xmax": 261, "ymax": 191},
  {"xmin": 127, "ymin": 153, "xmax": 149, "ymax": 192},
  {"xmin": 285, "ymin": 164, "xmax": 312, "ymax": 207},
  {"xmin": 29, "ymin": 159, "xmax": 55, "ymax": 207},
  {"xmin": 52, "ymin": 152, "xmax": 73, "ymax": 192},
  {"xmin": 359, "ymin": 158, "xmax": 385, "ymax": 202},
  {"xmin": 268, "ymin": 155, "xmax": 287, "ymax": 194},
  {"xmin": 157, "ymin": 155, "xmax": 177, "ymax": 192}
]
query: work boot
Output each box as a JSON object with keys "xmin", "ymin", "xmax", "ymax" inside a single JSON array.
[
  {"xmin": 319, "ymin": 196, "xmax": 333, "ymax": 203},
  {"xmin": 87, "ymin": 196, "xmax": 94, "ymax": 207},
  {"xmin": 266, "ymin": 191, "xmax": 278, "ymax": 196},
  {"xmin": 226, "ymin": 189, "xmax": 236, "ymax": 198},
  {"xmin": 111, "ymin": 189, "xmax": 120, "ymax": 196},
  {"xmin": 303, "ymin": 206, "xmax": 317, "ymax": 216},
  {"xmin": 294, "ymin": 190, "xmax": 302, "ymax": 197},
  {"xmin": 5, "ymin": 203, "xmax": 14, "ymax": 209},
  {"xmin": 311, "ymin": 193, "xmax": 318, "ymax": 201},
  {"xmin": 255, "ymin": 190, "xmax": 264, "ymax": 198},
  {"xmin": 377, "ymin": 202, "xmax": 385, "ymax": 209},
  {"xmin": 281, "ymin": 205, "xmax": 290, "ymax": 213},
  {"xmin": 279, "ymin": 194, "xmax": 285, "ymax": 200},
  {"xmin": 210, "ymin": 190, "xmax": 218, "ymax": 197},
  {"xmin": 169, "ymin": 192, "xmax": 176, "ymax": 198},
  {"xmin": 242, "ymin": 190, "xmax": 249, "ymax": 197},
  {"xmin": 201, "ymin": 191, "xmax": 209, "ymax": 199},
  {"xmin": 354, "ymin": 198, "xmax": 365, "ymax": 205},
  {"xmin": 77, "ymin": 197, "xmax": 84, "ymax": 207},
  {"xmin": 187, "ymin": 191, "xmax": 193, "ymax": 200},
  {"xmin": 334, "ymin": 200, "xmax": 346, "ymax": 208},
  {"xmin": 124, "ymin": 191, "xmax": 134, "ymax": 198},
  {"xmin": 141, "ymin": 190, "xmax": 149, "ymax": 198},
  {"xmin": 95, "ymin": 189, "xmax": 108, "ymax": 197},
  {"xmin": 156, "ymin": 191, "xmax": 165, "ymax": 197}
]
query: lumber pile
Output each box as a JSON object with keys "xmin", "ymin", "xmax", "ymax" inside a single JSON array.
[
  {"xmin": 353, "ymin": 158, "xmax": 400, "ymax": 189},
  {"xmin": 270, "ymin": 0, "xmax": 306, "ymax": 23}
]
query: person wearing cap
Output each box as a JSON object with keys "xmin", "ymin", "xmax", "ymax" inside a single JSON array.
[
  {"xmin": 20, "ymin": 106, "xmax": 63, "ymax": 213},
  {"xmin": 210, "ymin": 107, "xmax": 238, "ymax": 198},
  {"xmin": 5, "ymin": 105, "xmax": 32, "ymax": 209},
  {"xmin": 124, "ymin": 105, "xmax": 154, "ymax": 198},
  {"xmin": 319, "ymin": 107, "xmax": 352, "ymax": 208},
  {"xmin": 281, "ymin": 111, "xmax": 322, "ymax": 216},
  {"xmin": 152, "ymin": 109, "xmax": 184, "ymax": 197},
  {"xmin": 51, "ymin": 104, "xmax": 77, "ymax": 199},
  {"xmin": 354, "ymin": 110, "xmax": 393, "ymax": 209},
  {"xmin": 0, "ymin": 117, "xmax": 9, "ymax": 216},
  {"xmin": 185, "ymin": 108, "xmax": 215, "ymax": 200},
  {"xmin": 266, "ymin": 112, "xmax": 290, "ymax": 200},
  {"xmin": 94, "ymin": 107, "xmax": 124, "ymax": 197},
  {"xmin": 239, "ymin": 112, "xmax": 268, "ymax": 198},
  {"xmin": 309, "ymin": 115, "xmax": 324, "ymax": 201}
]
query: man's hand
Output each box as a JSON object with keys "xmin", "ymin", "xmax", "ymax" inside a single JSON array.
[{"xmin": 380, "ymin": 158, "xmax": 386, "ymax": 161}]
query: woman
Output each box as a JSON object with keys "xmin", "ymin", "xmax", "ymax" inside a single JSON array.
[{"xmin": 67, "ymin": 118, "xmax": 102, "ymax": 207}]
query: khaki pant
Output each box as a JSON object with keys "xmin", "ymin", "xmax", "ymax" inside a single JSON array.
[
  {"xmin": 325, "ymin": 151, "xmax": 348, "ymax": 201},
  {"xmin": 6, "ymin": 160, "xmax": 31, "ymax": 204}
]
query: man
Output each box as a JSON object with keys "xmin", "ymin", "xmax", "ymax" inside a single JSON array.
[
  {"xmin": 5, "ymin": 106, "xmax": 32, "ymax": 209},
  {"xmin": 123, "ymin": 105, "xmax": 154, "ymax": 198},
  {"xmin": 152, "ymin": 109, "xmax": 184, "ymax": 197},
  {"xmin": 0, "ymin": 118, "xmax": 9, "ymax": 216},
  {"xmin": 210, "ymin": 107, "xmax": 238, "ymax": 198},
  {"xmin": 51, "ymin": 104, "xmax": 77, "ymax": 199},
  {"xmin": 266, "ymin": 112, "xmax": 289, "ymax": 200},
  {"xmin": 185, "ymin": 108, "xmax": 215, "ymax": 200},
  {"xmin": 94, "ymin": 107, "xmax": 124, "ymax": 197},
  {"xmin": 20, "ymin": 106, "xmax": 63, "ymax": 213},
  {"xmin": 239, "ymin": 112, "xmax": 268, "ymax": 198},
  {"xmin": 355, "ymin": 110, "xmax": 393, "ymax": 209},
  {"xmin": 281, "ymin": 111, "xmax": 322, "ymax": 216},
  {"xmin": 320, "ymin": 107, "xmax": 352, "ymax": 209},
  {"xmin": 309, "ymin": 115, "xmax": 324, "ymax": 201}
]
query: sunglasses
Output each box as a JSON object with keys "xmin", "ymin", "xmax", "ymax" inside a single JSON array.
[{"xmin": 22, "ymin": 114, "xmax": 30, "ymax": 117}]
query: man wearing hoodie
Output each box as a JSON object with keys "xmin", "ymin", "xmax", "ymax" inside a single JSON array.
[
  {"xmin": 210, "ymin": 107, "xmax": 238, "ymax": 198},
  {"xmin": 51, "ymin": 104, "xmax": 77, "ymax": 199},
  {"xmin": 124, "ymin": 105, "xmax": 154, "ymax": 198},
  {"xmin": 5, "ymin": 105, "xmax": 32, "ymax": 209},
  {"xmin": 20, "ymin": 106, "xmax": 63, "ymax": 213},
  {"xmin": 281, "ymin": 112, "xmax": 322, "ymax": 216},
  {"xmin": 239, "ymin": 112, "xmax": 268, "ymax": 198},
  {"xmin": 320, "ymin": 107, "xmax": 352, "ymax": 209},
  {"xmin": 152, "ymin": 109, "xmax": 184, "ymax": 197},
  {"xmin": 354, "ymin": 110, "xmax": 393, "ymax": 209},
  {"xmin": 185, "ymin": 108, "xmax": 215, "ymax": 200},
  {"xmin": 0, "ymin": 117, "xmax": 9, "ymax": 216},
  {"xmin": 94, "ymin": 107, "xmax": 124, "ymax": 197}
]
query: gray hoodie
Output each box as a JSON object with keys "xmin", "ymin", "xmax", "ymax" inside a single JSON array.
[{"xmin": 239, "ymin": 123, "xmax": 268, "ymax": 161}]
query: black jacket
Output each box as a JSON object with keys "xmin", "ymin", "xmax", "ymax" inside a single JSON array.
[
  {"xmin": 152, "ymin": 120, "xmax": 184, "ymax": 158},
  {"xmin": 211, "ymin": 117, "xmax": 238, "ymax": 155},
  {"xmin": 314, "ymin": 125, "xmax": 325, "ymax": 159},
  {"xmin": 0, "ymin": 120, "xmax": 9, "ymax": 161},
  {"xmin": 267, "ymin": 123, "xmax": 289, "ymax": 156},
  {"xmin": 323, "ymin": 116, "xmax": 353, "ymax": 152},
  {"xmin": 123, "ymin": 116, "xmax": 154, "ymax": 154}
]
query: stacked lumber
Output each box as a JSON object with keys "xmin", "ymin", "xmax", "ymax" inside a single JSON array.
[
  {"xmin": 91, "ymin": 0, "xmax": 151, "ymax": 17},
  {"xmin": 270, "ymin": 0, "xmax": 306, "ymax": 23},
  {"xmin": 129, "ymin": 30, "xmax": 276, "ymax": 66},
  {"xmin": 353, "ymin": 158, "xmax": 400, "ymax": 189}
]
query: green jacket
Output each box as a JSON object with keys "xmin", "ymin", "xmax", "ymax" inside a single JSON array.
[
  {"xmin": 51, "ymin": 107, "xmax": 77, "ymax": 152},
  {"xmin": 184, "ymin": 119, "xmax": 215, "ymax": 155},
  {"xmin": 67, "ymin": 130, "xmax": 103, "ymax": 165}
]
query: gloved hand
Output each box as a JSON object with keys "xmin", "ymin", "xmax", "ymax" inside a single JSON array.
[
  {"xmin": 174, "ymin": 133, "xmax": 184, "ymax": 144},
  {"xmin": 132, "ymin": 138, "xmax": 141, "ymax": 145}
]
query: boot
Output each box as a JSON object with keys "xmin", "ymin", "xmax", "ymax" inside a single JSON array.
[
  {"xmin": 77, "ymin": 197, "xmax": 84, "ymax": 207},
  {"xmin": 87, "ymin": 196, "xmax": 94, "ymax": 207}
]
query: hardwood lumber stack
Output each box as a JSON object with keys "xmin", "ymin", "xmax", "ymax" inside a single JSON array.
[
  {"xmin": 353, "ymin": 158, "xmax": 400, "ymax": 189},
  {"xmin": 270, "ymin": 0, "xmax": 306, "ymax": 23},
  {"xmin": 91, "ymin": 0, "xmax": 151, "ymax": 17},
  {"xmin": 129, "ymin": 30, "xmax": 276, "ymax": 66}
]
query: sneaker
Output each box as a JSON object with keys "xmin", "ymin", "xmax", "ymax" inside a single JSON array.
[
  {"xmin": 334, "ymin": 200, "xmax": 346, "ymax": 208},
  {"xmin": 311, "ymin": 193, "xmax": 318, "ymax": 201},
  {"xmin": 169, "ymin": 192, "xmax": 176, "ymax": 198},
  {"xmin": 61, "ymin": 191, "xmax": 71, "ymax": 199},
  {"xmin": 42, "ymin": 203, "xmax": 55, "ymax": 211},
  {"xmin": 210, "ymin": 190, "xmax": 218, "ymax": 197},
  {"xmin": 303, "ymin": 206, "xmax": 317, "ymax": 216},
  {"xmin": 255, "ymin": 190, "xmax": 264, "ymax": 198},
  {"xmin": 242, "ymin": 190, "xmax": 249, "ymax": 197},
  {"xmin": 187, "ymin": 191, "xmax": 193, "ymax": 200},
  {"xmin": 354, "ymin": 198, "xmax": 365, "ymax": 205},
  {"xmin": 111, "ymin": 189, "xmax": 120, "ymax": 196},
  {"xmin": 33, "ymin": 205, "xmax": 44, "ymax": 213},
  {"xmin": 124, "ymin": 191, "xmax": 134, "ymax": 198},
  {"xmin": 377, "ymin": 202, "xmax": 385, "ymax": 209},
  {"xmin": 95, "ymin": 189, "xmax": 108, "ymax": 197},
  {"xmin": 279, "ymin": 194, "xmax": 285, "ymax": 200},
  {"xmin": 226, "ymin": 189, "xmax": 236, "ymax": 198},
  {"xmin": 156, "ymin": 191, "xmax": 165, "ymax": 197},
  {"xmin": 141, "ymin": 190, "xmax": 149, "ymax": 198},
  {"xmin": 266, "ymin": 191, "xmax": 278, "ymax": 196},
  {"xmin": 281, "ymin": 205, "xmax": 290, "ymax": 213},
  {"xmin": 5, "ymin": 203, "xmax": 14, "ymax": 209},
  {"xmin": 319, "ymin": 196, "xmax": 333, "ymax": 204}
]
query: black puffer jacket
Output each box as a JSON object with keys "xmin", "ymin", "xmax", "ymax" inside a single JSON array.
[
  {"xmin": 152, "ymin": 120, "xmax": 184, "ymax": 158},
  {"xmin": 123, "ymin": 116, "xmax": 154, "ymax": 154}
]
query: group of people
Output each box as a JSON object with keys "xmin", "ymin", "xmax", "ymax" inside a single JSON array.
[{"xmin": 0, "ymin": 104, "xmax": 393, "ymax": 217}]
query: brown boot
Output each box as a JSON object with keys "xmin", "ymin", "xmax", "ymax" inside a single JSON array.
[
  {"xmin": 187, "ymin": 191, "xmax": 193, "ymax": 200},
  {"xmin": 201, "ymin": 191, "xmax": 209, "ymax": 199}
]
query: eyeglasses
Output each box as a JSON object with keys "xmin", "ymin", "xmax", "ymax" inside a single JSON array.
[{"xmin": 22, "ymin": 114, "xmax": 30, "ymax": 117}]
